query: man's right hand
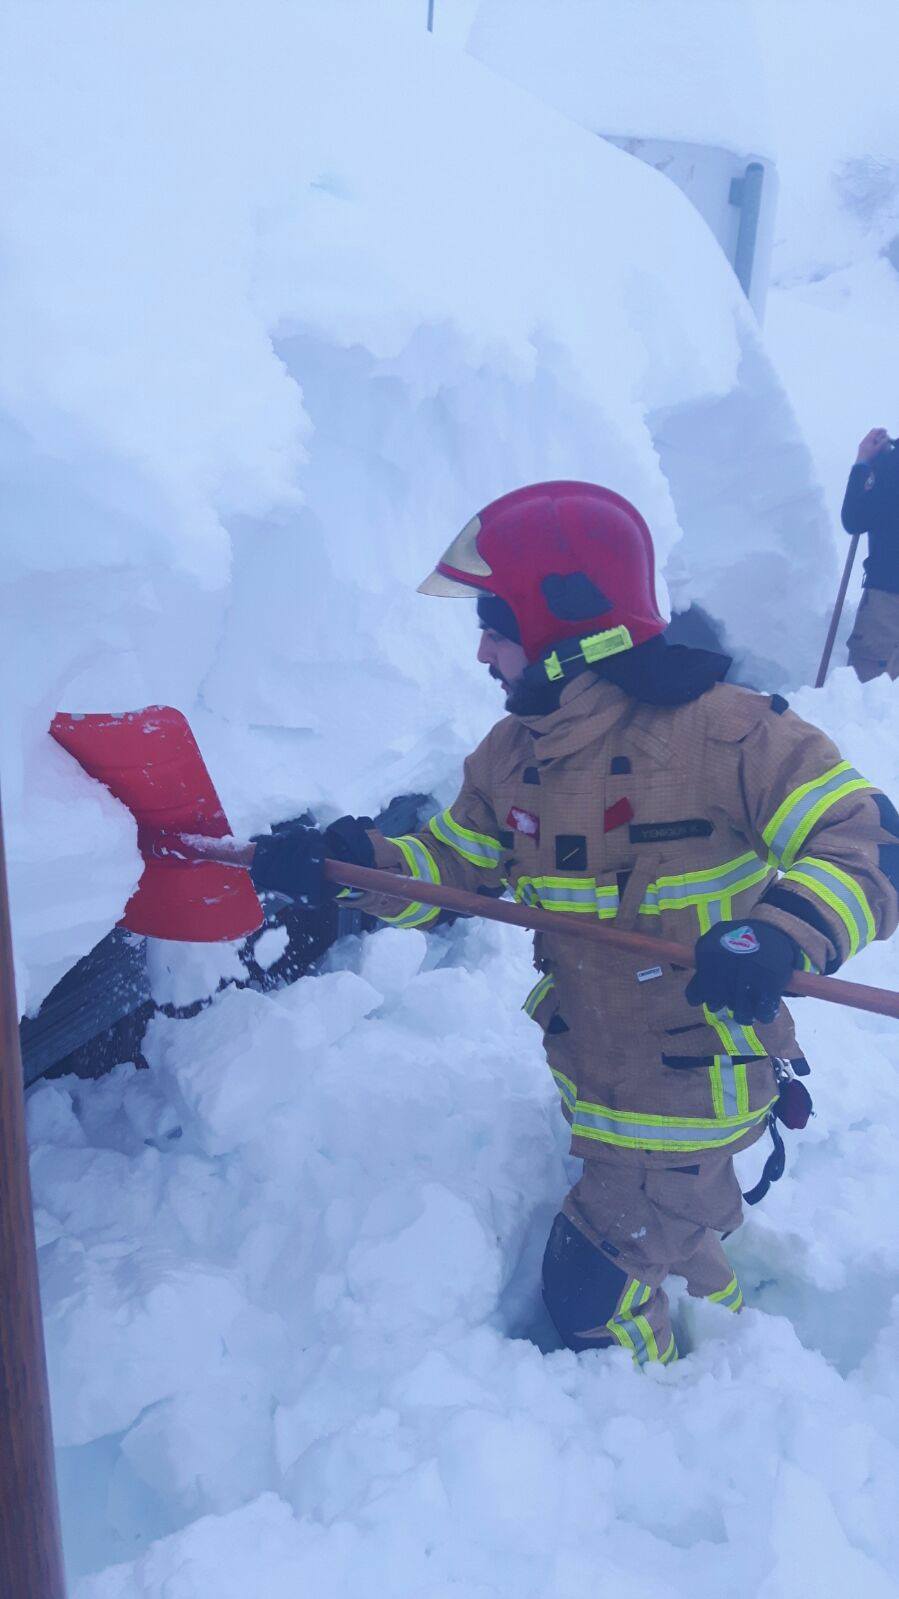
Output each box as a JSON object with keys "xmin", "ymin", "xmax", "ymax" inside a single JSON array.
[
  {"xmin": 249, "ymin": 819, "xmax": 328, "ymax": 907},
  {"xmin": 856, "ymin": 428, "xmax": 891, "ymax": 463}
]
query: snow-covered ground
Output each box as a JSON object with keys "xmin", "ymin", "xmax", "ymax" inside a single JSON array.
[
  {"xmin": 4, "ymin": 2, "xmax": 899, "ymax": 1594},
  {"xmin": 25, "ymin": 666, "xmax": 899, "ymax": 1597}
]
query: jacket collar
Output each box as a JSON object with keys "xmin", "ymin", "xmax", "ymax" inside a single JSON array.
[{"xmin": 514, "ymin": 673, "xmax": 632, "ymax": 761}]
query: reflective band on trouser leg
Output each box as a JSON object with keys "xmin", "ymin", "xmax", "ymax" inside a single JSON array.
[
  {"xmin": 517, "ymin": 876, "xmax": 619, "ymax": 919},
  {"xmin": 707, "ymin": 1272, "xmax": 743, "ymax": 1313},
  {"xmin": 781, "ymin": 856, "xmax": 876, "ymax": 958},
  {"xmin": 522, "ymin": 973, "xmax": 556, "ymax": 1016},
  {"xmin": 428, "ymin": 809, "xmax": 504, "ymax": 870},
  {"xmin": 571, "ymin": 1096, "xmax": 776, "ymax": 1152},
  {"xmin": 375, "ymin": 835, "xmax": 442, "ymax": 928},
  {"xmin": 606, "ymin": 1279, "xmax": 677, "ymax": 1367},
  {"xmin": 639, "ymin": 853, "xmax": 772, "ymax": 917},
  {"xmin": 762, "ymin": 761, "xmax": 872, "ymax": 870}
]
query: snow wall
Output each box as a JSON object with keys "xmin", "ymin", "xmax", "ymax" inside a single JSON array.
[
  {"xmin": 1, "ymin": 0, "xmax": 835, "ymax": 1011},
  {"xmin": 6, "ymin": 6, "xmax": 899, "ymax": 1596}
]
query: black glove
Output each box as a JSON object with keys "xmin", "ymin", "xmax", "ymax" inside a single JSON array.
[
  {"xmin": 323, "ymin": 815, "xmax": 376, "ymax": 869},
  {"xmin": 249, "ymin": 819, "xmax": 327, "ymax": 906},
  {"xmin": 685, "ymin": 920, "xmax": 798, "ymax": 1026}
]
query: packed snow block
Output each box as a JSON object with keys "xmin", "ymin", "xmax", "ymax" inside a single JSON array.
[
  {"xmin": 119, "ymin": 1366, "xmax": 278, "ymax": 1520},
  {"xmin": 343, "ymin": 1182, "xmax": 501, "ymax": 1333},
  {"xmin": 50, "ymin": 706, "xmax": 263, "ymax": 942},
  {"xmin": 72, "ymin": 1494, "xmax": 309, "ymax": 1599},
  {"xmin": 42, "ymin": 1243, "xmax": 255, "ymax": 1447},
  {"xmin": 145, "ymin": 973, "xmax": 380, "ymax": 1157}
]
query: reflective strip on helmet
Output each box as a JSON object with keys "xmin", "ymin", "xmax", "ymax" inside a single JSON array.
[
  {"xmin": 607, "ymin": 1279, "xmax": 659, "ymax": 1366},
  {"xmin": 781, "ymin": 856, "xmax": 876, "ymax": 958},
  {"xmin": 374, "ymin": 835, "xmax": 442, "ymax": 928},
  {"xmin": 639, "ymin": 853, "xmax": 771, "ymax": 915},
  {"xmin": 570, "ymin": 1095, "xmax": 776, "ymax": 1152},
  {"xmin": 708, "ymin": 1056, "xmax": 751, "ymax": 1119},
  {"xmin": 708, "ymin": 1273, "xmax": 743, "ymax": 1313},
  {"xmin": 429, "ymin": 809, "xmax": 504, "ymax": 870},
  {"xmin": 516, "ymin": 876, "xmax": 619, "ymax": 918},
  {"xmin": 762, "ymin": 762, "xmax": 873, "ymax": 870},
  {"xmin": 523, "ymin": 972, "xmax": 556, "ymax": 1016}
]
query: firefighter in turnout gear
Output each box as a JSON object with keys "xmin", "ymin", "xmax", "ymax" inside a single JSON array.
[{"xmin": 252, "ymin": 482, "xmax": 899, "ymax": 1366}]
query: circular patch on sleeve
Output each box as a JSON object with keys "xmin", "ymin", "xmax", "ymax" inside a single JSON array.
[{"xmin": 720, "ymin": 924, "xmax": 760, "ymax": 955}]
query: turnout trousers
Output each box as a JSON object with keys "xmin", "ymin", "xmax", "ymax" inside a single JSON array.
[
  {"xmin": 847, "ymin": 586, "xmax": 899, "ymax": 683},
  {"xmin": 542, "ymin": 1145, "xmax": 746, "ymax": 1365}
]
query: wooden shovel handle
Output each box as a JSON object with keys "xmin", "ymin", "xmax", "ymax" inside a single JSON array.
[{"xmin": 325, "ymin": 859, "xmax": 899, "ymax": 1021}]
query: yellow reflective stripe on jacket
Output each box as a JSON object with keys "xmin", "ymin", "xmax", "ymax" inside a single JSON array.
[
  {"xmin": 551, "ymin": 1069, "xmax": 577, "ymax": 1117},
  {"xmin": 375, "ymin": 835, "xmax": 442, "ymax": 929},
  {"xmin": 516, "ymin": 876, "xmax": 619, "ymax": 918},
  {"xmin": 708, "ymin": 1273, "xmax": 743, "ymax": 1312},
  {"xmin": 523, "ymin": 973, "xmax": 555, "ymax": 1016},
  {"xmin": 639, "ymin": 853, "xmax": 771, "ymax": 916},
  {"xmin": 703, "ymin": 1005, "xmax": 766, "ymax": 1059},
  {"xmin": 429, "ymin": 809, "xmax": 504, "ymax": 870},
  {"xmin": 570, "ymin": 1093, "xmax": 776, "ymax": 1152},
  {"xmin": 762, "ymin": 761, "xmax": 872, "ymax": 869},
  {"xmin": 607, "ymin": 1279, "xmax": 659, "ymax": 1366},
  {"xmin": 781, "ymin": 856, "xmax": 876, "ymax": 958},
  {"xmin": 708, "ymin": 1056, "xmax": 750, "ymax": 1120}
]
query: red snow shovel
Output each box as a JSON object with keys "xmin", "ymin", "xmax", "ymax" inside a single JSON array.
[{"xmin": 50, "ymin": 707, "xmax": 263, "ymax": 942}]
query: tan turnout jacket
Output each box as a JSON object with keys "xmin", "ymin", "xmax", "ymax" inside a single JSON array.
[{"xmin": 361, "ymin": 674, "xmax": 898, "ymax": 1161}]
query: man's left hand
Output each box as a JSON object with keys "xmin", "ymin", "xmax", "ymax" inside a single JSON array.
[{"xmin": 685, "ymin": 920, "xmax": 798, "ymax": 1025}]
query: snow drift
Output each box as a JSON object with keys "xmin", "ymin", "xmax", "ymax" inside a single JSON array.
[
  {"xmin": 5, "ymin": 3, "xmax": 899, "ymax": 1594},
  {"xmin": 2, "ymin": 0, "xmax": 831, "ymax": 1009}
]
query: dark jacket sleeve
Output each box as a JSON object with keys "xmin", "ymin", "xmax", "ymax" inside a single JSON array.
[{"xmin": 841, "ymin": 462, "xmax": 876, "ymax": 534}]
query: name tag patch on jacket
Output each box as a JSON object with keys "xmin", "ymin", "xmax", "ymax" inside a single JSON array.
[
  {"xmin": 506, "ymin": 806, "xmax": 540, "ymax": 842},
  {"xmin": 629, "ymin": 819, "xmax": 713, "ymax": 844}
]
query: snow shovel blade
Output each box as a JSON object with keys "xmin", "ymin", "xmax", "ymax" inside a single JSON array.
[{"xmin": 50, "ymin": 706, "xmax": 263, "ymax": 942}]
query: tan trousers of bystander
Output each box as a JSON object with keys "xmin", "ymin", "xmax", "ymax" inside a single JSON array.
[{"xmin": 847, "ymin": 587, "xmax": 899, "ymax": 683}]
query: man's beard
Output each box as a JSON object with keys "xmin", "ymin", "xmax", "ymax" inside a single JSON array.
[{"xmin": 489, "ymin": 662, "xmax": 564, "ymax": 715}]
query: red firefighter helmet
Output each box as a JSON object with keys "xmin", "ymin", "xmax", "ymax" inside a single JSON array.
[{"xmin": 419, "ymin": 481, "xmax": 665, "ymax": 664}]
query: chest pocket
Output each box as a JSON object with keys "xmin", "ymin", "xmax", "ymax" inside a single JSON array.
[{"xmin": 502, "ymin": 775, "xmax": 620, "ymax": 919}]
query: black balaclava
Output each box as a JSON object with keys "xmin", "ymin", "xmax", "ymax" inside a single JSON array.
[{"xmin": 477, "ymin": 594, "xmax": 730, "ymax": 713}]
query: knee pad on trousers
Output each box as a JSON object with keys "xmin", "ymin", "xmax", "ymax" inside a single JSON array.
[{"xmin": 542, "ymin": 1212, "xmax": 628, "ymax": 1351}]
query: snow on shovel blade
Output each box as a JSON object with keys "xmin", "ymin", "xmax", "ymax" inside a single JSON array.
[{"xmin": 50, "ymin": 706, "xmax": 263, "ymax": 942}]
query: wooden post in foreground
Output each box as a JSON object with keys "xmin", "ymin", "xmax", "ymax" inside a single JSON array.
[
  {"xmin": 816, "ymin": 535, "xmax": 859, "ymax": 687},
  {"xmin": 0, "ymin": 792, "xmax": 67, "ymax": 1598}
]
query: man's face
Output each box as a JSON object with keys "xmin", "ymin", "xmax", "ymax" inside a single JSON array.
[{"xmin": 477, "ymin": 626, "xmax": 529, "ymax": 693}]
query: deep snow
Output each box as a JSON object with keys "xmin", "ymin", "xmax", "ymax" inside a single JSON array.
[
  {"xmin": 26, "ymin": 666, "xmax": 899, "ymax": 1598},
  {"xmin": 3, "ymin": 3, "xmax": 899, "ymax": 1595}
]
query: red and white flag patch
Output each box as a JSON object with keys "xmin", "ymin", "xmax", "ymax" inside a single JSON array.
[{"xmin": 506, "ymin": 806, "xmax": 540, "ymax": 842}]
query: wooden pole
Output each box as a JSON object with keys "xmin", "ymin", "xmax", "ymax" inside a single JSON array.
[
  {"xmin": 0, "ymin": 791, "xmax": 68, "ymax": 1598},
  {"xmin": 815, "ymin": 535, "xmax": 860, "ymax": 688},
  {"xmin": 325, "ymin": 859, "xmax": 899, "ymax": 1021}
]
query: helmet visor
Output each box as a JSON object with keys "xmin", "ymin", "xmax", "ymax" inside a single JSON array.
[
  {"xmin": 417, "ymin": 513, "xmax": 492, "ymax": 597},
  {"xmin": 418, "ymin": 568, "xmax": 484, "ymax": 598}
]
